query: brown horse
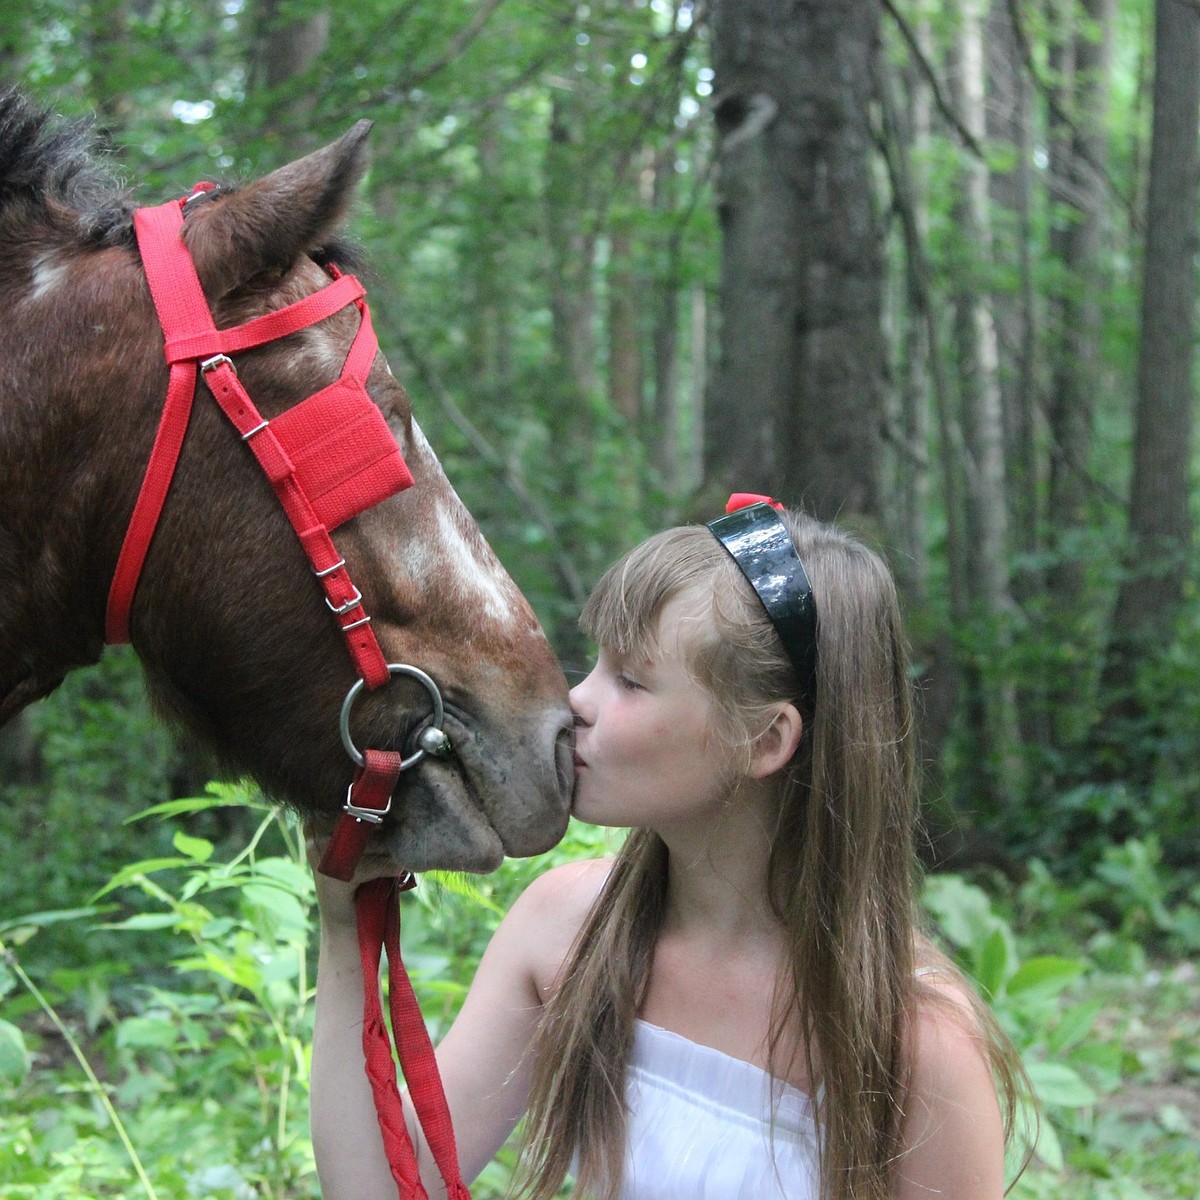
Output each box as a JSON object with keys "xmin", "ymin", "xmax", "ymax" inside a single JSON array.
[{"xmin": 0, "ymin": 90, "xmax": 573, "ymax": 873}]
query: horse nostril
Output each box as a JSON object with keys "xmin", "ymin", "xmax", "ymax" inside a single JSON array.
[{"xmin": 554, "ymin": 724, "xmax": 576, "ymax": 802}]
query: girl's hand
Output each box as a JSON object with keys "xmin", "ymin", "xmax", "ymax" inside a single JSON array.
[{"xmin": 304, "ymin": 828, "xmax": 402, "ymax": 930}]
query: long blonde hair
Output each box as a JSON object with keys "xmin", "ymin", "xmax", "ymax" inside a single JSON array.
[{"xmin": 514, "ymin": 510, "xmax": 1025, "ymax": 1199}]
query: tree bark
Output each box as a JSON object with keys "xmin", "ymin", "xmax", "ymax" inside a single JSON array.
[
  {"xmin": 88, "ymin": 0, "xmax": 134, "ymax": 127},
  {"xmin": 652, "ymin": 155, "xmax": 682, "ymax": 491},
  {"xmin": 948, "ymin": 0, "xmax": 1023, "ymax": 813},
  {"xmin": 254, "ymin": 0, "xmax": 330, "ymax": 151},
  {"xmin": 707, "ymin": 0, "xmax": 885, "ymax": 526},
  {"xmin": 545, "ymin": 89, "xmax": 600, "ymax": 405},
  {"xmin": 1094, "ymin": 0, "xmax": 1199, "ymax": 778},
  {"xmin": 986, "ymin": 0, "xmax": 1038, "ymax": 555},
  {"xmin": 608, "ymin": 220, "xmax": 643, "ymax": 426},
  {"xmin": 1046, "ymin": 0, "xmax": 1115, "ymax": 743}
]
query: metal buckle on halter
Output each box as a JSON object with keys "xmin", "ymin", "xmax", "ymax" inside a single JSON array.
[
  {"xmin": 200, "ymin": 353, "xmax": 236, "ymax": 375},
  {"xmin": 341, "ymin": 781, "xmax": 392, "ymax": 825},
  {"xmin": 326, "ymin": 586, "xmax": 363, "ymax": 616}
]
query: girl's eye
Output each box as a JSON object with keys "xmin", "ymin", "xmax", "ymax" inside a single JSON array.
[{"xmin": 617, "ymin": 673, "xmax": 643, "ymax": 692}]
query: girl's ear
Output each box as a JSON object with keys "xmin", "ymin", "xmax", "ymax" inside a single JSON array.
[{"xmin": 748, "ymin": 703, "xmax": 804, "ymax": 780}]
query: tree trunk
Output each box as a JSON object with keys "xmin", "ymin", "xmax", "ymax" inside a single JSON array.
[
  {"xmin": 652, "ymin": 155, "xmax": 682, "ymax": 492},
  {"xmin": 1046, "ymin": 0, "xmax": 1116, "ymax": 744},
  {"xmin": 254, "ymin": 0, "xmax": 330, "ymax": 151},
  {"xmin": 948, "ymin": 0, "xmax": 1023, "ymax": 814},
  {"xmin": 608, "ymin": 220, "xmax": 643, "ymax": 426},
  {"xmin": 707, "ymin": 0, "xmax": 885, "ymax": 526},
  {"xmin": 986, "ymin": 0, "xmax": 1038, "ymax": 555},
  {"xmin": 545, "ymin": 90, "xmax": 599, "ymax": 405},
  {"xmin": 877, "ymin": 22, "xmax": 933, "ymax": 609},
  {"xmin": 469, "ymin": 119, "xmax": 513, "ymax": 391},
  {"xmin": 88, "ymin": 0, "xmax": 134, "ymax": 127},
  {"xmin": 1094, "ymin": 0, "xmax": 1199, "ymax": 780}
]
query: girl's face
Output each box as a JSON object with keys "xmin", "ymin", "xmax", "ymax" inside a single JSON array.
[{"xmin": 569, "ymin": 598, "xmax": 734, "ymax": 830}]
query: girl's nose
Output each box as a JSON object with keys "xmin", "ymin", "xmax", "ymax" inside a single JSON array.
[{"xmin": 568, "ymin": 673, "xmax": 594, "ymax": 727}]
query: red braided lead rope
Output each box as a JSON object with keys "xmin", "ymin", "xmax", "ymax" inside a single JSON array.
[{"xmin": 357, "ymin": 875, "xmax": 472, "ymax": 1200}]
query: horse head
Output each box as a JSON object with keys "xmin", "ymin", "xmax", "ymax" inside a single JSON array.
[{"xmin": 0, "ymin": 92, "xmax": 573, "ymax": 872}]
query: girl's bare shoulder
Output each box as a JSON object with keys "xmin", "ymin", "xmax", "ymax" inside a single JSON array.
[
  {"xmin": 496, "ymin": 857, "xmax": 614, "ymax": 989},
  {"xmin": 508, "ymin": 857, "xmax": 614, "ymax": 931}
]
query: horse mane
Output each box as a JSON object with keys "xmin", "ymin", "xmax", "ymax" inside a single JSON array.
[
  {"xmin": 0, "ymin": 87, "xmax": 364, "ymax": 269},
  {"xmin": 0, "ymin": 86, "xmax": 136, "ymax": 246}
]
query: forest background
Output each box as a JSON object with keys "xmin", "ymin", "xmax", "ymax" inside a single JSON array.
[{"xmin": 0, "ymin": 0, "xmax": 1197, "ymax": 1196}]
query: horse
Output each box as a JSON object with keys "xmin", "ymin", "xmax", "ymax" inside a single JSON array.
[{"xmin": 0, "ymin": 89, "xmax": 573, "ymax": 874}]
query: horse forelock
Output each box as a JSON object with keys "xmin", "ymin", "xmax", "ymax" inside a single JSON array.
[
  {"xmin": 0, "ymin": 88, "xmax": 134, "ymax": 248},
  {"xmin": 0, "ymin": 88, "xmax": 372, "ymax": 280}
]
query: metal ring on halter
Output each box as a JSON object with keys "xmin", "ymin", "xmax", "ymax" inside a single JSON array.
[{"xmin": 339, "ymin": 663, "xmax": 452, "ymax": 771}]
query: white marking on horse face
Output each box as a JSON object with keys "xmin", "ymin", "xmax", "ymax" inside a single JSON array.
[
  {"xmin": 302, "ymin": 322, "xmax": 346, "ymax": 377},
  {"xmin": 29, "ymin": 251, "xmax": 69, "ymax": 301},
  {"xmin": 407, "ymin": 420, "xmax": 525, "ymax": 630}
]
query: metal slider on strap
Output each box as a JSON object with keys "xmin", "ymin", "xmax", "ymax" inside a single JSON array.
[{"xmin": 341, "ymin": 781, "xmax": 391, "ymax": 825}]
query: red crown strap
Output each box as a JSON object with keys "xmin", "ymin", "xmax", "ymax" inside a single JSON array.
[{"xmin": 163, "ymin": 272, "xmax": 365, "ymax": 364}]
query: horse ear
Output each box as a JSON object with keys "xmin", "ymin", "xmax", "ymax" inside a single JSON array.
[{"xmin": 183, "ymin": 120, "xmax": 373, "ymax": 300}]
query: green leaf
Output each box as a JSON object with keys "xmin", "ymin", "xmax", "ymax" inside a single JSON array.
[
  {"xmin": 0, "ymin": 906, "xmax": 107, "ymax": 938},
  {"xmin": 115, "ymin": 1015, "xmax": 179, "ymax": 1051},
  {"xmin": 172, "ymin": 832, "xmax": 214, "ymax": 862},
  {"xmin": 98, "ymin": 913, "xmax": 180, "ymax": 932},
  {"xmin": 921, "ymin": 874, "xmax": 1005, "ymax": 950},
  {"xmin": 977, "ymin": 927, "xmax": 1010, "ymax": 998},
  {"xmin": 1025, "ymin": 1060, "xmax": 1097, "ymax": 1108},
  {"xmin": 0, "ymin": 1019, "xmax": 30, "ymax": 1087},
  {"xmin": 91, "ymin": 859, "xmax": 190, "ymax": 900},
  {"xmin": 1006, "ymin": 956, "xmax": 1085, "ymax": 999},
  {"xmin": 1045, "ymin": 999, "xmax": 1102, "ymax": 1053},
  {"xmin": 240, "ymin": 883, "xmax": 306, "ymax": 936},
  {"xmin": 423, "ymin": 870, "xmax": 504, "ymax": 914},
  {"xmin": 125, "ymin": 781, "xmax": 269, "ymax": 823},
  {"xmin": 1032, "ymin": 1109, "xmax": 1064, "ymax": 1170}
]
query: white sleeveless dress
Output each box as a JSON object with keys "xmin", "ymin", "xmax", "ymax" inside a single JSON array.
[{"xmin": 614, "ymin": 1020, "xmax": 821, "ymax": 1199}]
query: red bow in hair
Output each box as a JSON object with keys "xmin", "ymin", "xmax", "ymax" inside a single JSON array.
[{"xmin": 725, "ymin": 492, "xmax": 784, "ymax": 513}]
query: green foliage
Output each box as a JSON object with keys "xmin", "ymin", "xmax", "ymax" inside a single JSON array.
[
  {"xmin": 1, "ymin": 786, "xmax": 317, "ymax": 1199},
  {"xmin": 0, "ymin": 788, "xmax": 617, "ymax": 1198},
  {"xmin": 923, "ymin": 870, "xmax": 1200, "ymax": 1197},
  {"xmin": 1, "ymin": 0, "xmax": 1198, "ymax": 1194},
  {"xmin": 0, "ymin": 649, "xmax": 203, "ymax": 976}
]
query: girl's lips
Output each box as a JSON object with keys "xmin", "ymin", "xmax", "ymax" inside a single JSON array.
[{"xmin": 573, "ymin": 753, "xmax": 587, "ymax": 769}]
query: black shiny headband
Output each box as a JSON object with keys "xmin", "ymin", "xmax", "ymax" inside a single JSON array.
[{"xmin": 706, "ymin": 499, "xmax": 818, "ymax": 700}]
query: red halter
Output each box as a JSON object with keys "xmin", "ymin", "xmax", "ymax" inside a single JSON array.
[{"xmin": 107, "ymin": 188, "xmax": 470, "ymax": 1198}]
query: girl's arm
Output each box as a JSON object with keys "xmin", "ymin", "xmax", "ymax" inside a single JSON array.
[
  {"xmin": 309, "ymin": 854, "xmax": 609, "ymax": 1198},
  {"xmin": 309, "ymin": 868, "xmax": 400, "ymax": 1200},
  {"xmin": 892, "ymin": 989, "xmax": 1008, "ymax": 1200}
]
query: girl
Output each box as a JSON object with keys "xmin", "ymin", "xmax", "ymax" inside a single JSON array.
[{"xmin": 309, "ymin": 497, "xmax": 1026, "ymax": 1199}]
